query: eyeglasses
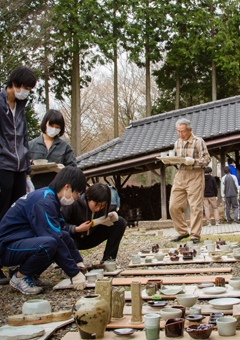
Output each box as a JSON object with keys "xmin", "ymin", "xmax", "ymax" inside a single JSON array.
[{"xmin": 177, "ymin": 130, "xmax": 188, "ymax": 134}]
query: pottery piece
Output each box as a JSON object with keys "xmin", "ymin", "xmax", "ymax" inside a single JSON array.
[
  {"xmin": 168, "ymin": 249, "xmax": 179, "ymax": 256},
  {"xmin": 72, "ymin": 294, "xmax": 110, "ymax": 339},
  {"xmin": 130, "ymin": 281, "xmax": 142, "ymax": 323},
  {"xmin": 104, "ymin": 259, "xmax": 117, "ymax": 272},
  {"xmin": 145, "ymin": 256, "xmax": 153, "ymax": 263},
  {"xmin": 187, "ymin": 241, "xmax": 194, "ymax": 248},
  {"xmin": 146, "ymin": 284, "xmax": 156, "ymax": 297},
  {"xmin": 152, "ymin": 244, "xmax": 159, "ymax": 253},
  {"xmin": 33, "ymin": 159, "xmax": 48, "ymax": 165},
  {"xmin": 169, "ymin": 150, "xmax": 175, "ymax": 157},
  {"xmin": 85, "ymin": 272, "xmax": 98, "ymax": 283},
  {"xmin": 233, "ymin": 248, "xmax": 240, "ymax": 255},
  {"xmin": 219, "ymin": 244, "xmax": 230, "ymax": 252},
  {"xmin": 154, "ymin": 253, "xmax": 165, "ymax": 261},
  {"xmin": 209, "ymin": 297, "xmax": 240, "ymax": 309},
  {"xmin": 183, "ymin": 254, "xmax": 193, "ymax": 260},
  {"xmin": 197, "ymin": 283, "xmax": 214, "ymax": 289},
  {"xmin": 171, "ymin": 305, "xmax": 185, "ymax": 318},
  {"xmin": 202, "ymin": 286, "xmax": 226, "ymax": 295},
  {"xmin": 209, "ymin": 252, "xmax": 222, "ymax": 261},
  {"xmin": 216, "ymin": 238, "xmax": 226, "ymax": 246},
  {"xmin": 161, "ymin": 152, "xmax": 167, "ymax": 157},
  {"xmin": 22, "ymin": 299, "xmax": 51, "ymax": 315},
  {"xmin": 176, "ymin": 294, "xmax": 198, "ymax": 308},
  {"xmin": 144, "ymin": 313, "xmax": 161, "ymax": 340},
  {"xmin": 229, "ymin": 277, "xmax": 240, "ymax": 290},
  {"xmin": 160, "ymin": 285, "xmax": 185, "ymax": 295},
  {"xmin": 208, "ymin": 312, "xmax": 224, "ymax": 325},
  {"xmin": 89, "ymin": 269, "xmax": 104, "ymax": 278},
  {"xmin": 148, "ymin": 301, "xmax": 168, "ymax": 308},
  {"xmin": 160, "ymin": 307, "xmax": 182, "ymax": 321},
  {"xmin": 189, "ymin": 306, "xmax": 202, "ymax": 315},
  {"xmin": 132, "ymin": 255, "xmax": 141, "ymax": 264},
  {"xmin": 165, "ymin": 318, "xmax": 185, "ymax": 338},
  {"xmin": 95, "ymin": 277, "xmax": 112, "ymax": 322},
  {"xmin": 113, "ymin": 328, "xmax": 135, "ymax": 336},
  {"xmin": 170, "ymin": 255, "xmax": 179, "ymax": 261},
  {"xmin": 112, "ymin": 287, "xmax": 125, "ymax": 319},
  {"xmin": 215, "ymin": 276, "xmax": 226, "ymax": 287},
  {"xmin": 147, "ymin": 279, "xmax": 162, "ymax": 290},
  {"xmin": 91, "ymin": 263, "xmax": 105, "ymax": 270},
  {"xmin": 207, "ymin": 244, "xmax": 215, "ymax": 252},
  {"xmin": 0, "ymin": 325, "xmax": 45, "ymax": 340},
  {"xmin": 141, "ymin": 249, "xmax": 151, "ymax": 253},
  {"xmin": 217, "ymin": 316, "xmax": 237, "ymax": 336},
  {"xmin": 185, "ymin": 314, "xmax": 205, "ymax": 324},
  {"xmin": 233, "ymin": 253, "xmax": 240, "ymax": 260},
  {"xmin": 204, "ymin": 240, "xmax": 213, "ymax": 245},
  {"xmin": 186, "ymin": 324, "xmax": 213, "ymax": 339}
]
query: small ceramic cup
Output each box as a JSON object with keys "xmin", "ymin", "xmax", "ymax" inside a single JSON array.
[
  {"xmin": 146, "ymin": 284, "xmax": 157, "ymax": 296},
  {"xmin": 171, "ymin": 305, "xmax": 185, "ymax": 318},
  {"xmin": 147, "ymin": 279, "xmax": 163, "ymax": 290},
  {"xmin": 207, "ymin": 244, "xmax": 215, "ymax": 252},
  {"xmin": 85, "ymin": 272, "xmax": 98, "ymax": 283},
  {"xmin": 219, "ymin": 244, "xmax": 230, "ymax": 252},
  {"xmin": 22, "ymin": 299, "xmax": 51, "ymax": 315},
  {"xmin": 187, "ymin": 241, "xmax": 194, "ymax": 248},
  {"xmin": 144, "ymin": 314, "xmax": 161, "ymax": 340},
  {"xmin": 165, "ymin": 318, "xmax": 185, "ymax": 338},
  {"xmin": 90, "ymin": 269, "xmax": 104, "ymax": 278},
  {"xmin": 217, "ymin": 317, "xmax": 237, "ymax": 336},
  {"xmin": 104, "ymin": 261, "xmax": 117, "ymax": 272},
  {"xmin": 215, "ymin": 276, "xmax": 226, "ymax": 287},
  {"xmin": 161, "ymin": 152, "xmax": 167, "ymax": 157},
  {"xmin": 189, "ymin": 306, "xmax": 202, "ymax": 315},
  {"xmin": 229, "ymin": 277, "xmax": 240, "ymax": 290},
  {"xmin": 204, "ymin": 240, "xmax": 213, "ymax": 245},
  {"xmin": 169, "ymin": 150, "xmax": 175, "ymax": 157},
  {"xmin": 132, "ymin": 255, "xmax": 141, "ymax": 264}
]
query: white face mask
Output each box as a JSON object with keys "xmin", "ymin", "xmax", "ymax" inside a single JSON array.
[
  {"xmin": 14, "ymin": 87, "xmax": 30, "ymax": 100},
  {"xmin": 60, "ymin": 188, "xmax": 75, "ymax": 206},
  {"xmin": 46, "ymin": 126, "xmax": 61, "ymax": 138}
]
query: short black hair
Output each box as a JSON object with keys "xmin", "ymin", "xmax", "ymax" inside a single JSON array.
[
  {"xmin": 224, "ymin": 166, "xmax": 231, "ymax": 174},
  {"xmin": 7, "ymin": 66, "xmax": 36, "ymax": 88},
  {"xmin": 49, "ymin": 166, "xmax": 86, "ymax": 193},
  {"xmin": 85, "ymin": 183, "xmax": 111, "ymax": 216},
  {"xmin": 41, "ymin": 110, "xmax": 65, "ymax": 136},
  {"xmin": 204, "ymin": 167, "xmax": 212, "ymax": 174},
  {"xmin": 227, "ymin": 158, "xmax": 235, "ymax": 165}
]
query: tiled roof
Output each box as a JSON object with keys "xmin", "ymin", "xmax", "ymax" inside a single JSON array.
[{"xmin": 77, "ymin": 95, "xmax": 240, "ymax": 170}]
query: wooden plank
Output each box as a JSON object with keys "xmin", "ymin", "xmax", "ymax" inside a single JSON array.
[
  {"xmin": 62, "ymin": 331, "xmax": 240, "ymax": 340},
  {"xmin": 112, "ymin": 275, "xmax": 232, "ymax": 286},
  {"xmin": 121, "ymin": 267, "xmax": 232, "ymax": 276}
]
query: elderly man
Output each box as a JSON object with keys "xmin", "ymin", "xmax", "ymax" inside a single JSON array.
[{"xmin": 169, "ymin": 118, "xmax": 210, "ymax": 243}]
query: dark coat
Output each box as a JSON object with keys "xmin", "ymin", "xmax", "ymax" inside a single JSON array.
[{"xmin": 204, "ymin": 174, "xmax": 218, "ymax": 197}]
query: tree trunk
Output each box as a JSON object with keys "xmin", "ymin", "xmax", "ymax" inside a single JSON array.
[
  {"xmin": 71, "ymin": 49, "xmax": 81, "ymax": 155},
  {"xmin": 212, "ymin": 60, "xmax": 217, "ymax": 101},
  {"xmin": 113, "ymin": 4, "xmax": 118, "ymax": 138},
  {"xmin": 146, "ymin": 55, "xmax": 151, "ymax": 117},
  {"xmin": 175, "ymin": 75, "xmax": 180, "ymax": 110}
]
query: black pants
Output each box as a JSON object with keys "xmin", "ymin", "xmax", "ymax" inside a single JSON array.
[
  {"xmin": 0, "ymin": 170, "xmax": 26, "ymax": 221},
  {"xmin": 72, "ymin": 217, "xmax": 126, "ymax": 261}
]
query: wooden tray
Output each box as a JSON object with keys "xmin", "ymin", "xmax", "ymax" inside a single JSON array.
[
  {"xmin": 121, "ymin": 267, "xmax": 232, "ymax": 276},
  {"xmin": 156, "ymin": 156, "xmax": 187, "ymax": 165},
  {"xmin": 31, "ymin": 163, "xmax": 64, "ymax": 175}
]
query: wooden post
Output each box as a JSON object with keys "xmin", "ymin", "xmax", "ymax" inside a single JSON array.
[
  {"xmin": 220, "ymin": 148, "xmax": 225, "ymax": 177},
  {"xmin": 160, "ymin": 162, "xmax": 167, "ymax": 220},
  {"xmin": 235, "ymin": 150, "xmax": 240, "ymax": 171},
  {"xmin": 130, "ymin": 281, "xmax": 142, "ymax": 323}
]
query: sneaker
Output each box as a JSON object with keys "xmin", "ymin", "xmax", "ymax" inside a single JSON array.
[
  {"xmin": 215, "ymin": 222, "xmax": 221, "ymax": 226},
  {"xmin": 234, "ymin": 219, "xmax": 240, "ymax": 224},
  {"xmin": 0, "ymin": 269, "xmax": 9, "ymax": 285},
  {"xmin": 10, "ymin": 274, "xmax": 43, "ymax": 295},
  {"xmin": 207, "ymin": 223, "xmax": 212, "ymax": 227}
]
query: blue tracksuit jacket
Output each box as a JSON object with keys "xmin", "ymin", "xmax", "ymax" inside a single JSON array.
[{"xmin": 0, "ymin": 187, "xmax": 82, "ymax": 277}]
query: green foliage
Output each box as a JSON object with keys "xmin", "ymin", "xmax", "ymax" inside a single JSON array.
[{"xmin": 25, "ymin": 99, "xmax": 41, "ymax": 141}]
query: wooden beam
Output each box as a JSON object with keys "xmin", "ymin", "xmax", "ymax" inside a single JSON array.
[
  {"xmin": 160, "ymin": 162, "xmax": 167, "ymax": 220},
  {"xmin": 146, "ymin": 165, "xmax": 161, "ymax": 179},
  {"xmin": 220, "ymin": 147, "xmax": 225, "ymax": 177},
  {"xmin": 121, "ymin": 173, "xmax": 133, "ymax": 189}
]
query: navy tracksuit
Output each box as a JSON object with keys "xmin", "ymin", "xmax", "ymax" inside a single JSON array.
[{"xmin": 0, "ymin": 187, "xmax": 82, "ymax": 278}]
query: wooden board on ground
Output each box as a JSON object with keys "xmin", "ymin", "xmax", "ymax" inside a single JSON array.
[
  {"xmin": 121, "ymin": 267, "xmax": 232, "ymax": 276},
  {"xmin": 8, "ymin": 310, "xmax": 72, "ymax": 326},
  {"xmin": 139, "ymin": 285, "xmax": 196, "ymax": 300},
  {"xmin": 129, "ymin": 255, "xmax": 236, "ymax": 267},
  {"xmin": 62, "ymin": 331, "xmax": 240, "ymax": 340},
  {"xmin": 123, "ymin": 304, "xmax": 233, "ymax": 315}
]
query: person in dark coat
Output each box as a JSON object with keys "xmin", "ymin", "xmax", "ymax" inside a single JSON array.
[
  {"xmin": 203, "ymin": 167, "xmax": 221, "ymax": 227},
  {"xmin": 0, "ymin": 167, "xmax": 87, "ymax": 295},
  {"xmin": 61, "ymin": 182, "xmax": 126, "ymax": 262},
  {"xmin": 29, "ymin": 110, "xmax": 77, "ymax": 189},
  {"xmin": 0, "ymin": 66, "xmax": 37, "ymax": 284}
]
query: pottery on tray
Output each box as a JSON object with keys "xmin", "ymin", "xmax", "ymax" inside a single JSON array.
[
  {"xmin": 186, "ymin": 324, "xmax": 213, "ymax": 339},
  {"xmin": 148, "ymin": 301, "xmax": 168, "ymax": 308},
  {"xmin": 160, "ymin": 308, "xmax": 182, "ymax": 320},
  {"xmin": 22, "ymin": 299, "xmax": 51, "ymax": 315},
  {"xmin": 185, "ymin": 315, "xmax": 206, "ymax": 323},
  {"xmin": 154, "ymin": 253, "xmax": 165, "ymax": 261},
  {"xmin": 176, "ymin": 294, "xmax": 198, "ymax": 308},
  {"xmin": 209, "ymin": 252, "xmax": 222, "ymax": 261},
  {"xmin": 159, "ymin": 285, "xmax": 185, "ymax": 296},
  {"xmin": 217, "ymin": 316, "xmax": 237, "ymax": 336},
  {"xmin": 202, "ymin": 286, "xmax": 227, "ymax": 295},
  {"xmin": 197, "ymin": 283, "xmax": 214, "ymax": 289},
  {"xmin": 170, "ymin": 305, "xmax": 185, "ymax": 318},
  {"xmin": 33, "ymin": 159, "xmax": 48, "ymax": 165},
  {"xmin": 113, "ymin": 328, "xmax": 135, "ymax": 336},
  {"xmin": 208, "ymin": 297, "xmax": 240, "ymax": 309},
  {"xmin": 229, "ymin": 277, "xmax": 240, "ymax": 290},
  {"xmin": 233, "ymin": 254, "xmax": 240, "ymax": 260},
  {"xmin": 208, "ymin": 312, "xmax": 224, "ymax": 325}
]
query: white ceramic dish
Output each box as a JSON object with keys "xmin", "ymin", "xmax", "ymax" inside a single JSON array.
[
  {"xmin": 113, "ymin": 328, "xmax": 135, "ymax": 336},
  {"xmin": 229, "ymin": 278, "xmax": 240, "ymax": 290},
  {"xmin": 160, "ymin": 285, "xmax": 185, "ymax": 296},
  {"xmin": 33, "ymin": 159, "xmax": 48, "ymax": 165},
  {"xmin": 22, "ymin": 299, "xmax": 51, "ymax": 315},
  {"xmin": 209, "ymin": 297, "xmax": 240, "ymax": 309},
  {"xmin": 202, "ymin": 287, "xmax": 226, "ymax": 295}
]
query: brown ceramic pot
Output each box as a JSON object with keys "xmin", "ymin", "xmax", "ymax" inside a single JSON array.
[
  {"xmin": 165, "ymin": 318, "xmax": 185, "ymax": 338},
  {"xmin": 171, "ymin": 305, "xmax": 185, "ymax": 318},
  {"xmin": 72, "ymin": 294, "xmax": 110, "ymax": 339}
]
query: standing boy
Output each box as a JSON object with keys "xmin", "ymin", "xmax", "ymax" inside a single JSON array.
[
  {"xmin": 221, "ymin": 166, "xmax": 240, "ymax": 224},
  {"xmin": 203, "ymin": 167, "xmax": 221, "ymax": 227}
]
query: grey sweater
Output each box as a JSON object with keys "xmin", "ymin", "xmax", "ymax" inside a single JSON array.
[{"xmin": 221, "ymin": 174, "xmax": 239, "ymax": 198}]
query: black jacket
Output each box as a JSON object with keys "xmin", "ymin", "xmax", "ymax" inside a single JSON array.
[
  {"xmin": 61, "ymin": 193, "xmax": 105, "ymax": 238},
  {"xmin": 204, "ymin": 174, "xmax": 218, "ymax": 197},
  {"xmin": 0, "ymin": 88, "xmax": 31, "ymax": 174}
]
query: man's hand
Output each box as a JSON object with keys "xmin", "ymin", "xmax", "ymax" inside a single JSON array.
[
  {"xmin": 72, "ymin": 272, "xmax": 87, "ymax": 290},
  {"xmin": 75, "ymin": 221, "xmax": 92, "ymax": 233},
  {"xmin": 222, "ymin": 197, "xmax": 225, "ymax": 202},
  {"xmin": 26, "ymin": 177, "xmax": 35, "ymax": 193},
  {"xmin": 185, "ymin": 157, "xmax": 195, "ymax": 165}
]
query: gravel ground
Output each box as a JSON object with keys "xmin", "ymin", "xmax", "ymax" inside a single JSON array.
[{"xmin": 1, "ymin": 229, "xmax": 240, "ymax": 339}]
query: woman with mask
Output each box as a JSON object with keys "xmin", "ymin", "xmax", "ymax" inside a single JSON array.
[{"xmin": 29, "ymin": 109, "xmax": 77, "ymax": 189}]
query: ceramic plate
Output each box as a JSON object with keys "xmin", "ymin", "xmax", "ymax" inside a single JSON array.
[
  {"xmin": 197, "ymin": 283, "xmax": 214, "ymax": 289},
  {"xmin": 148, "ymin": 300, "xmax": 168, "ymax": 308},
  {"xmin": 160, "ymin": 285, "xmax": 185, "ymax": 295},
  {"xmin": 202, "ymin": 287, "xmax": 226, "ymax": 295},
  {"xmin": 0, "ymin": 325, "xmax": 45, "ymax": 339},
  {"xmin": 114, "ymin": 328, "xmax": 135, "ymax": 336},
  {"xmin": 209, "ymin": 297, "xmax": 240, "ymax": 309}
]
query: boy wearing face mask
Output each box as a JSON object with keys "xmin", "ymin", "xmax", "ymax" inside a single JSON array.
[
  {"xmin": 0, "ymin": 166, "xmax": 87, "ymax": 295},
  {"xmin": 29, "ymin": 110, "xmax": 77, "ymax": 190},
  {"xmin": 0, "ymin": 66, "xmax": 36, "ymax": 284}
]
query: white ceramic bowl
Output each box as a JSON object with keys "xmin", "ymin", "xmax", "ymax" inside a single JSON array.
[
  {"xmin": 160, "ymin": 307, "xmax": 182, "ymax": 320},
  {"xmin": 229, "ymin": 277, "xmax": 240, "ymax": 290},
  {"xmin": 33, "ymin": 159, "xmax": 48, "ymax": 165},
  {"xmin": 154, "ymin": 253, "xmax": 165, "ymax": 261},
  {"xmin": 217, "ymin": 317, "xmax": 237, "ymax": 336},
  {"xmin": 233, "ymin": 254, "xmax": 240, "ymax": 260},
  {"xmin": 22, "ymin": 299, "xmax": 51, "ymax": 315},
  {"xmin": 85, "ymin": 272, "xmax": 98, "ymax": 282},
  {"xmin": 176, "ymin": 294, "xmax": 199, "ymax": 308}
]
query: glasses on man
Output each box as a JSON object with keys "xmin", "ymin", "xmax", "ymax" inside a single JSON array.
[{"xmin": 177, "ymin": 130, "xmax": 188, "ymax": 134}]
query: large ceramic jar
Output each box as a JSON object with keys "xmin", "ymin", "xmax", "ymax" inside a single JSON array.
[{"xmin": 72, "ymin": 294, "xmax": 110, "ymax": 339}]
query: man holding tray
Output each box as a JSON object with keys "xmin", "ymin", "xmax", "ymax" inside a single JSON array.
[{"xmin": 169, "ymin": 118, "xmax": 210, "ymax": 243}]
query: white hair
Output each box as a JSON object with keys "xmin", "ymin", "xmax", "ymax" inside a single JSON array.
[{"xmin": 176, "ymin": 118, "xmax": 192, "ymax": 130}]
